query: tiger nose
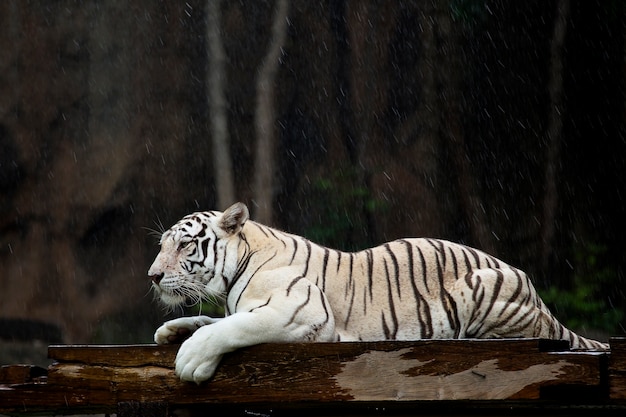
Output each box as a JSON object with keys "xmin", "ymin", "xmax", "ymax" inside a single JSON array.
[{"xmin": 150, "ymin": 273, "xmax": 164, "ymax": 284}]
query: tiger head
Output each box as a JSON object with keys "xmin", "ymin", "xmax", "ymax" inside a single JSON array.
[{"xmin": 148, "ymin": 202, "xmax": 249, "ymax": 308}]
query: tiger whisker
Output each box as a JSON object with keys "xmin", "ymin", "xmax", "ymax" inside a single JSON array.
[
  {"xmin": 154, "ymin": 216, "xmax": 166, "ymax": 234},
  {"xmin": 142, "ymin": 226, "xmax": 165, "ymax": 243},
  {"xmin": 143, "ymin": 217, "xmax": 168, "ymax": 244},
  {"xmin": 166, "ymin": 278, "xmax": 225, "ymax": 310}
]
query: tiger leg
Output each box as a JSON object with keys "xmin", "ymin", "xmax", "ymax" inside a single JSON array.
[
  {"xmin": 155, "ymin": 316, "xmax": 222, "ymax": 344},
  {"xmin": 175, "ymin": 275, "xmax": 336, "ymax": 383},
  {"xmin": 451, "ymin": 268, "xmax": 608, "ymax": 350},
  {"xmin": 452, "ymin": 268, "xmax": 559, "ymax": 340}
]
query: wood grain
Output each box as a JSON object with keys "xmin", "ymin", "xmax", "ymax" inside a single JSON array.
[
  {"xmin": 0, "ymin": 338, "xmax": 622, "ymax": 416},
  {"xmin": 610, "ymin": 337, "xmax": 626, "ymax": 399}
]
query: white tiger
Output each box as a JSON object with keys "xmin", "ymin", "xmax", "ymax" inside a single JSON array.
[{"xmin": 148, "ymin": 202, "xmax": 608, "ymax": 383}]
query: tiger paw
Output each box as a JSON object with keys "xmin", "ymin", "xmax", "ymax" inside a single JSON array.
[
  {"xmin": 154, "ymin": 316, "xmax": 219, "ymax": 345},
  {"xmin": 175, "ymin": 329, "xmax": 222, "ymax": 383}
]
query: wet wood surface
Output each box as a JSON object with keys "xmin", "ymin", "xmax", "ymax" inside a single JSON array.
[
  {"xmin": 610, "ymin": 337, "xmax": 626, "ymax": 399},
  {"xmin": 1, "ymin": 338, "xmax": 624, "ymax": 416}
]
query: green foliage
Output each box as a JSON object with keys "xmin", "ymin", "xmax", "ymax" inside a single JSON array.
[
  {"xmin": 450, "ymin": 0, "xmax": 489, "ymax": 25},
  {"xmin": 185, "ymin": 169, "xmax": 389, "ymax": 315},
  {"xmin": 539, "ymin": 243, "xmax": 623, "ymax": 334},
  {"xmin": 303, "ymin": 169, "xmax": 388, "ymax": 252},
  {"xmin": 190, "ymin": 302, "xmax": 224, "ymax": 318}
]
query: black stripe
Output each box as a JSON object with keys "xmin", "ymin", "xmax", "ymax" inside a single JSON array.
[
  {"xmin": 471, "ymin": 270, "xmax": 504, "ymax": 337},
  {"xmin": 196, "ymin": 222, "xmax": 207, "ymax": 238},
  {"xmin": 289, "ymin": 236, "xmax": 299, "ymax": 265},
  {"xmin": 249, "ymin": 296, "xmax": 272, "ymax": 312},
  {"xmin": 265, "ymin": 226, "xmax": 287, "ymax": 248},
  {"xmin": 501, "ymin": 270, "xmax": 543, "ymax": 334},
  {"xmin": 383, "ymin": 258, "xmax": 398, "ymax": 339},
  {"xmin": 384, "ymin": 243, "xmax": 401, "ymax": 300},
  {"xmin": 425, "ymin": 239, "xmax": 443, "ymax": 262},
  {"xmin": 381, "ymin": 312, "xmax": 391, "ymax": 339},
  {"xmin": 418, "ymin": 292, "xmax": 433, "ymax": 339},
  {"xmin": 286, "ymin": 276, "xmax": 305, "ymax": 296},
  {"xmin": 434, "ymin": 246, "xmax": 461, "ymax": 337},
  {"xmin": 472, "ymin": 274, "xmax": 484, "ymax": 304},
  {"xmin": 228, "ymin": 242, "xmax": 254, "ymax": 293},
  {"xmin": 212, "ymin": 239, "xmax": 219, "ymax": 269},
  {"xmin": 232, "ymin": 250, "xmax": 277, "ymax": 310},
  {"xmin": 345, "ymin": 253, "xmax": 355, "ymax": 298},
  {"xmin": 251, "ymin": 222, "xmax": 270, "ymax": 237},
  {"xmin": 319, "ymin": 291, "xmax": 331, "ymax": 327},
  {"xmin": 491, "ymin": 293, "xmax": 534, "ymax": 336},
  {"xmin": 500, "ymin": 270, "xmax": 524, "ymax": 317},
  {"xmin": 434, "ymin": 244, "xmax": 444, "ymax": 287},
  {"xmin": 461, "ymin": 248, "xmax": 473, "ymax": 274},
  {"xmin": 568, "ymin": 331, "xmax": 576, "ymax": 348},
  {"xmin": 415, "ymin": 245, "xmax": 430, "ymax": 293},
  {"xmin": 344, "ymin": 278, "xmax": 356, "ymax": 329},
  {"xmin": 465, "ymin": 273, "xmax": 485, "ymax": 332},
  {"xmin": 485, "ymin": 269, "xmax": 505, "ymax": 316},
  {"xmin": 287, "ymin": 284, "xmax": 312, "ymax": 327},
  {"xmin": 321, "ymin": 248, "xmax": 330, "ymax": 293},
  {"xmin": 200, "ymin": 236, "xmax": 211, "ymax": 261},
  {"xmin": 302, "ymin": 239, "xmax": 312, "ymax": 277},
  {"xmin": 463, "ymin": 270, "xmax": 474, "ymax": 292},
  {"xmin": 466, "ymin": 247, "xmax": 483, "ymax": 268},
  {"xmin": 336, "ymin": 250, "xmax": 343, "ymax": 274},
  {"xmin": 489, "ymin": 255, "xmax": 502, "ymax": 268},
  {"xmin": 445, "ymin": 291, "xmax": 461, "ymax": 338},
  {"xmin": 401, "ymin": 240, "xmax": 432, "ymax": 338},
  {"xmin": 224, "ymin": 238, "xmax": 246, "ymax": 290},
  {"xmin": 366, "ymin": 249, "xmax": 374, "ymax": 301},
  {"xmin": 435, "ymin": 239, "xmax": 447, "ymax": 269},
  {"xmin": 448, "ymin": 245, "xmax": 459, "ymax": 280}
]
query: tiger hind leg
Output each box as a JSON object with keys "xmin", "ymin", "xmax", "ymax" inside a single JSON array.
[{"xmin": 451, "ymin": 268, "xmax": 609, "ymax": 350}]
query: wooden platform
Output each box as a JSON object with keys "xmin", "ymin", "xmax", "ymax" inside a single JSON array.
[{"xmin": 1, "ymin": 338, "xmax": 625, "ymax": 416}]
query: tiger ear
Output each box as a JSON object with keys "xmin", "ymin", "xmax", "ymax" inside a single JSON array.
[{"xmin": 219, "ymin": 202, "xmax": 249, "ymax": 235}]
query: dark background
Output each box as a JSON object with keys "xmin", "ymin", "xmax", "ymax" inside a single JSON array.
[{"xmin": 1, "ymin": 0, "xmax": 624, "ymax": 365}]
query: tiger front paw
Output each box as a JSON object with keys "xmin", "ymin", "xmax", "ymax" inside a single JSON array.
[
  {"xmin": 154, "ymin": 316, "xmax": 219, "ymax": 345},
  {"xmin": 175, "ymin": 328, "xmax": 222, "ymax": 384}
]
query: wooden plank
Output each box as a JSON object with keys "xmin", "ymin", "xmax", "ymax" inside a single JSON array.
[
  {"xmin": 610, "ymin": 337, "xmax": 626, "ymax": 400},
  {"xmin": 0, "ymin": 339, "xmax": 617, "ymax": 416},
  {"xmin": 610, "ymin": 338, "xmax": 626, "ymax": 368},
  {"xmin": 46, "ymin": 340, "xmax": 603, "ymax": 402},
  {"xmin": 48, "ymin": 338, "xmax": 568, "ymax": 367},
  {"xmin": 0, "ymin": 365, "xmax": 47, "ymax": 385},
  {"xmin": 48, "ymin": 344, "xmax": 177, "ymax": 367}
]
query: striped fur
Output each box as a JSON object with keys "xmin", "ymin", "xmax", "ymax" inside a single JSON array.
[{"xmin": 149, "ymin": 202, "xmax": 608, "ymax": 383}]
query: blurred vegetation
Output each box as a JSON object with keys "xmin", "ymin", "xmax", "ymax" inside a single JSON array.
[
  {"xmin": 302, "ymin": 170, "xmax": 389, "ymax": 252},
  {"xmin": 306, "ymin": 173, "xmax": 624, "ymax": 337},
  {"xmin": 539, "ymin": 243, "xmax": 624, "ymax": 335},
  {"xmin": 191, "ymin": 302, "xmax": 225, "ymax": 319},
  {"xmin": 450, "ymin": 0, "xmax": 489, "ymax": 25}
]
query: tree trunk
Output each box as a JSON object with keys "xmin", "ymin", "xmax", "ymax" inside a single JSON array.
[
  {"xmin": 253, "ymin": 0, "xmax": 289, "ymax": 225},
  {"xmin": 438, "ymin": 6, "xmax": 496, "ymax": 254},
  {"xmin": 541, "ymin": 0, "xmax": 570, "ymax": 273},
  {"xmin": 208, "ymin": 0, "xmax": 235, "ymax": 209}
]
